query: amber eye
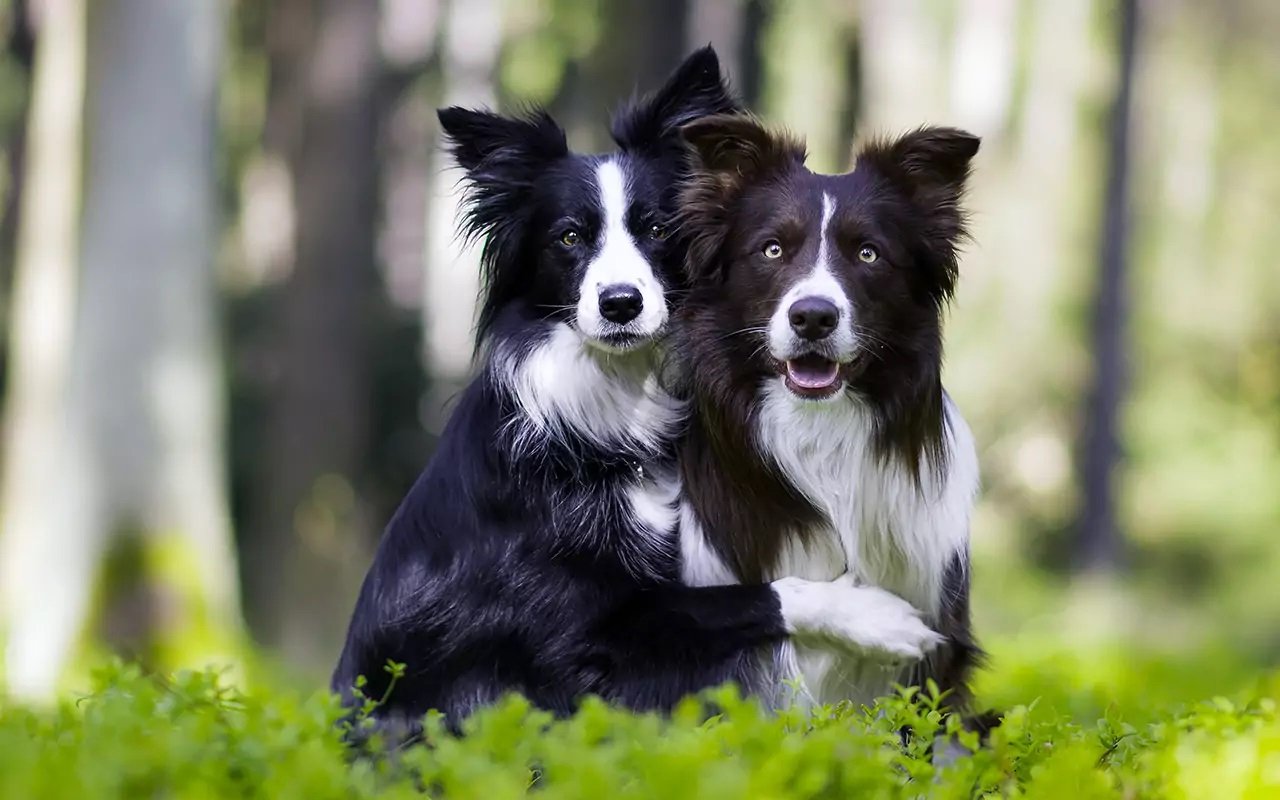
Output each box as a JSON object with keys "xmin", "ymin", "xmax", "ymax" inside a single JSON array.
[
  {"xmin": 858, "ymin": 244, "xmax": 879, "ymax": 263},
  {"xmin": 762, "ymin": 240, "xmax": 783, "ymax": 259},
  {"xmin": 648, "ymin": 223, "xmax": 669, "ymax": 240},
  {"xmin": 560, "ymin": 230, "xmax": 581, "ymax": 247}
]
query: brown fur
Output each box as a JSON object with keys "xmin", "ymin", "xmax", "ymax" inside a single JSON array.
[{"xmin": 672, "ymin": 113, "xmax": 989, "ymax": 714}]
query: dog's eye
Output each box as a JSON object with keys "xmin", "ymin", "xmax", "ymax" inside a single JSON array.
[
  {"xmin": 858, "ymin": 244, "xmax": 879, "ymax": 263},
  {"xmin": 762, "ymin": 240, "xmax": 783, "ymax": 259},
  {"xmin": 648, "ymin": 223, "xmax": 668, "ymax": 240},
  {"xmin": 560, "ymin": 230, "xmax": 581, "ymax": 247}
]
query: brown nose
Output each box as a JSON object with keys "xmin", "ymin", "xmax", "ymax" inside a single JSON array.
[{"xmin": 788, "ymin": 296, "xmax": 839, "ymax": 340}]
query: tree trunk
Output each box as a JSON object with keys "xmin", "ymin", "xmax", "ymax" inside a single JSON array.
[
  {"xmin": 686, "ymin": 0, "xmax": 746, "ymax": 89},
  {"xmin": 616, "ymin": 0, "xmax": 690, "ymax": 99},
  {"xmin": 857, "ymin": 0, "xmax": 947, "ymax": 140},
  {"xmin": 947, "ymin": 0, "xmax": 1018, "ymax": 143},
  {"xmin": 761, "ymin": 0, "xmax": 854, "ymax": 171},
  {"xmin": 244, "ymin": 0, "xmax": 382, "ymax": 669},
  {"xmin": 0, "ymin": 0, "xmax": 89, "ymax": 700},
  {"xmin": 2, "ymin": 0, "xmax": 241, "ymax": 700},
  {"xmin": 957, "ymin": 1, "xmax": 1095, "ymax": 357},
  {"xmin": 421, "ymin": 0, "xmax": 501, "ymax": 433},
  {"xmin": 1077, "ymin": 0, "xmax": 1140, "ymax": 571},
  {"xmin": 378, "ymin": 1, "xmax": 439, "ymax": 309}
]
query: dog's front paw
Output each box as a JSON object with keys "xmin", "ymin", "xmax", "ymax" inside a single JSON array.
[
  {"xmin": 772, "ymin": 577, "xmax": 943, "ymax": 662},
  {"xmin": 838, "ymin": 584, "xmax": 944, "ymax": 662}
]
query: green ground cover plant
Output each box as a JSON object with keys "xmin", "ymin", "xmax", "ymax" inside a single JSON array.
[{"xmin": 1, "ymin": 651, "xmax": 1276, "ymax": 800}]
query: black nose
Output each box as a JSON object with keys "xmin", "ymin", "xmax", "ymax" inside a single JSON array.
[
  {"xmin": 598, "ymin": 284, "xmax": 643, "ymax": 324},
  {"xmin": 788, "ymin": 296, "xmax": 839, "ymax": 341}
]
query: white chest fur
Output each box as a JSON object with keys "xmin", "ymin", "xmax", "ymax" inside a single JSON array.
[
  {"xmin": 681, "ymin": 380, "xmax": 979, "ymax": 707},
  {"xmin": 495, "ymin": 322, "xmax": 685, "ymax": 455},
  {"xmin": 496, "ymin": 323, "xmax": 687, "ymax": 580}
]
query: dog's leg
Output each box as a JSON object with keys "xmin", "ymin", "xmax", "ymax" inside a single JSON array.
[
  {"xmin": 591, "ymin": 576, "xmax": 941, "ymax": 709},
  {"xmin": 772, "ymin": 575, "xmax": 944, "ymax": 661}
]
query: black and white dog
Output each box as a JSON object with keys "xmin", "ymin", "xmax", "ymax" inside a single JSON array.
[
  {"xmin": 331, "ymin": 50, "xmax": 939, "ymax": 733},
  {"xmin": 673, "ymin": 114, "xmax": 985, "ymax": 714}
]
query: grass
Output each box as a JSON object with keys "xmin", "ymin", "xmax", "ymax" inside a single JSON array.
[{"xmin": 0, "ymin": 646, "xmax": 1277, "ymax": 800}]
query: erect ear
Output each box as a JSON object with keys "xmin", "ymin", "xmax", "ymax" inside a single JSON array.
[
  {"xmin": 437, "ymin": 106, "xmax": 568, "ymax": 173},
  {"xmin": 858, "ymin": 127, "xmax": 980, "ymax": 304},
  {"xmin": 681, "ymin": 113, "xmax": 806, "ymax": 186},
  {"xmin": 677, "ymin": 114, "xmax": 806, "ymax": 284},
  {"xmin": 611, "ymin": 46, "xmax": 741, "ymax": 152},
  {"xmin": 435, "ymin": 105, "xmax": 568, "ymax": 245},
  {"xmin": 860, "ymin": 126, "xmax": 980, "ymax": 197},
  {"xmin": 436, "ymin": 107, "xmax": 569, "ymax": 347}
]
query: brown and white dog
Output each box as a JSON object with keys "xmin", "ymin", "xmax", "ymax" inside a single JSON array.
[{"xmin": 672, "ymin": 114, "xmax": 985, "ymax": 713}]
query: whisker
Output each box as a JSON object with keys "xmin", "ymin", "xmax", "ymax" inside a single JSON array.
[
  {"xmin": 849, "ymin": 324, "xmax": 897, "ymax": 353},
  {"xmin": 713, "ymin": 325, "xmax": 769, "ymax": 344}
]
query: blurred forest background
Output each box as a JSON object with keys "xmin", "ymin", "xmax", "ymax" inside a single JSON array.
[{"xmin": 0, "ymin": 0, "xmax": 1276, "ymax": 709}]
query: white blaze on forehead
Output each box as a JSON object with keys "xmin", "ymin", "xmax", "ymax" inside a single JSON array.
[
  {"xmin": 768, "ymin": 191, "xmax": 857, "ymax": 360},
  {"xmin": 575, "ymin": 158, "xmax": 668, "ymax": 345},
  {"xmin": 593, "ymin": 160, "xmax": 654, "ymax": 292},
  {"xmin": 816, "ymin": 192, "xmax": 837, "ymax": 271}
]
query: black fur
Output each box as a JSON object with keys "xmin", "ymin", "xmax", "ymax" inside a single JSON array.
[
  {"xmin": 331, "ymin": 49, "xmax": 794, "ymax": 734},
  {"xmin": 433, "ymin": 107, "xmax": 571, "ymax": 349}
]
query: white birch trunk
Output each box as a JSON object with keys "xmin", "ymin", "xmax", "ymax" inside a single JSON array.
[
  {"xmin": 0, "ymin": 0, "xmax": 90, "ymax": 700},
  {"xmin": 2, "ymin": 0, "xmax": 240, "ymax": 700},
  {"xmin": 421, "ymin": 0, "xmax": 502, "ymax": 432},
  {"xmin": 948, "ymin": 0, "xmax": 1018, "ymax": 142},
  {"xmin": 858, "ymin": 0, "xmax": 947, "ymax": 136}
]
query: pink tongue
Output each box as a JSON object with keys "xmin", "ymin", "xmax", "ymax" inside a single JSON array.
[{"xmin": 786, "ymin": 357, "xmax": 839, "ymax": 389}]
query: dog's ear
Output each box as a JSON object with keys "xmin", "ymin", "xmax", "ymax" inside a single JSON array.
[
  {"xmin": 435, "ymin": 106, "xmax": 568, "ymax": 254},
  {"xmin": 436, "ymin": 105, "xmax": 569, "ymax": 249},
  {"xmin": 858, "ymin": 127, "xmax": 980, "ymax": 303},
  {"xmin": 681, "ymin": 113, "xmax": 805, "ymax": 181},
  {"xmin": 677, "ymin": 114, "xmax": 805, "ymax": 284},
  {"xmin": 611, "ymin": 46, "xmax": 740, "ymax": 152},
  {"xmin": 437, "ymin": 107, "xmax": 568, "ymax": 173},
  {"xmin": 436, "ymin": 107, "xmax": 568, "ymax": 348},
  {"xmin": 861, "ymin": 126, "xmax": 979, "ymax": 197}
]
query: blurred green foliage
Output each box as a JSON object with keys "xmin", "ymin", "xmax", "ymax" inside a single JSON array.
[{"xmin": 0, "ymin": 656, "xmax": 1275, "ymax": 799}]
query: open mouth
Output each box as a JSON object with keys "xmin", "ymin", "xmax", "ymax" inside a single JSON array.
[{"xmin": 783, "ymin": 353, "xmax": 843, "ymax": 398}]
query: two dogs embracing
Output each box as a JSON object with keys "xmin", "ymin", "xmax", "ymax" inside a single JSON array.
[{"xmin": 333, "ymin": 47, "xmax": 995, "ymax": 744}]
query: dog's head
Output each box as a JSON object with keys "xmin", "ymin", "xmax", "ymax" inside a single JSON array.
[
  {"xmin": 438, "ymin": 47, "xmax": 737, "ymax": 354},
  {"xmin": 679, "ymin": 114, "xmax": 978, "ymax": 403}
]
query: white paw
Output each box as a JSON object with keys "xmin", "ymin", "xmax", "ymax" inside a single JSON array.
[{"xmin": 772, "ymin": 576, "xmax": 943, "ymax": 662}]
